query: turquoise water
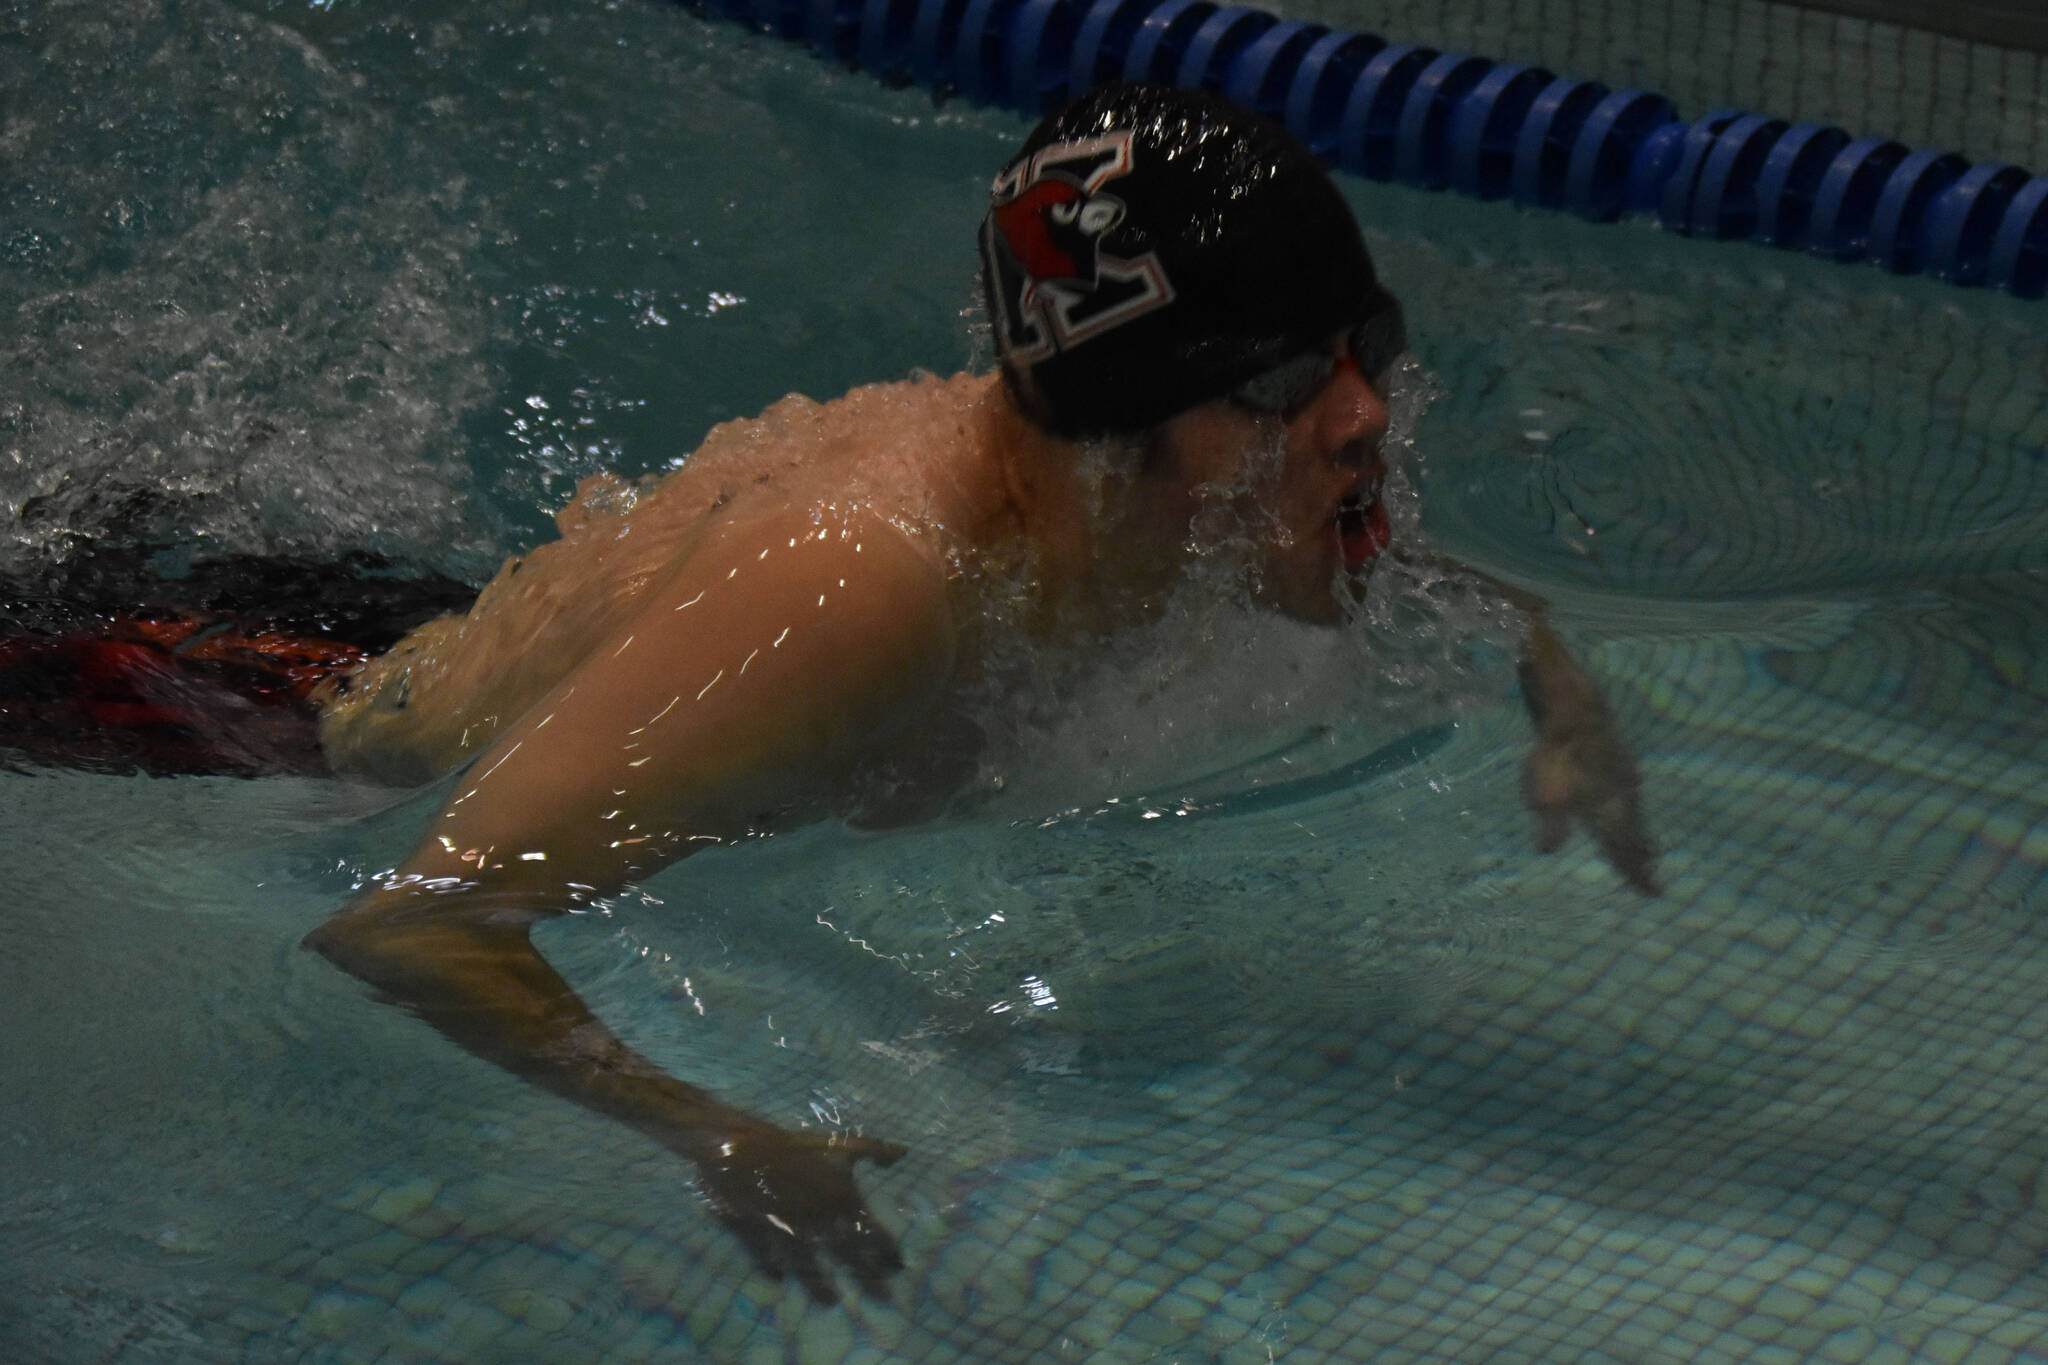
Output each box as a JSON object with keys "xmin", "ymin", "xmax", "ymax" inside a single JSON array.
[{"xmin": 5, "ymin": 1, "xmax": 2048, "ymax": 1362}]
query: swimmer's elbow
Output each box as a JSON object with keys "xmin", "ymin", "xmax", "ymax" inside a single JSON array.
[{"xmin": 301, "ymin": 908, "xmax": 389, "ymax": 984}]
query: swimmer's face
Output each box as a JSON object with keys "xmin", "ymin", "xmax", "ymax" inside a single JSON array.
[{"xmin": 1148, "ymin": 335, "xmax": 1392, "ymax": 624}]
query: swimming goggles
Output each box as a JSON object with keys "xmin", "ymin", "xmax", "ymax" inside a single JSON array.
[{"xmin": 1228, "ymin": 286, "xmax": 1407, "ymax": 418}]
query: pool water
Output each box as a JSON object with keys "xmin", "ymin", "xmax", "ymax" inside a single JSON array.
[{"xmin": 5, "ymin": 1, "xmax": 2048, "ymax": 1362}]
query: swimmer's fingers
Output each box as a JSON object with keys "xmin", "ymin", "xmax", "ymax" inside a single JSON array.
[
  {"xmin": 1523, "ymin": 725, "xmax": 1659, "ymax": 895},
  {"xmin": 821, "ymin": 1155, "xmax": 909, "ymax": 1302},
  {"xmin": 1516, "ymin": 656, "xmax": 1551, "ymax": 731},
  {"xmin": 1519, "ymin": 646, "xmax": 1660, "ymax": 895},
  {"xmin": 796, "ymin": 1130, "xmax": 908, "ymax": 1299},
  {"xmin": 1581, "ymin": 759, "xmax": 1661, "ymax": 896},
  {"xmin": 1522, "ymin": 741, "xmax": 1575, "ymax": 854},
  {"xmin": 694, "ymin": 1125, "xmax": 907, "ymax": 1305},
  {"xmin": 1522, "ymin": 721, "xmax": 1611, "ymax": 873}
]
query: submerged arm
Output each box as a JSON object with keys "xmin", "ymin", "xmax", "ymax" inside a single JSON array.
[
  {"xmin": 307, "ymin": 503, "xmax": 954, "ymax": 1301},
  {"xmin": 306, "ymin": 881, "xmax": 907, "ymax": 1301},
  {"xmin": 1391, "ymin": 547, "xmax": 1660, "ymax": 894}
]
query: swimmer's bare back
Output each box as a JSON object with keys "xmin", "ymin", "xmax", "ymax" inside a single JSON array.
[
  {"xmin": 306, "ymin": 372, "xmax": 1034, "ymax": 1302},
  {"xmin": 314, "ymin": 372, "xmax": 1018, "ymax": 784},
  {"xmin": 307, "ymin": 496, "xmax": 960, "ymax": 1301}
]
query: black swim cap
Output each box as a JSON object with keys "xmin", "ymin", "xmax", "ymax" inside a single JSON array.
[{"xmin": 980, "ymin": 83, "xmax": 1396, "ymax": 439}]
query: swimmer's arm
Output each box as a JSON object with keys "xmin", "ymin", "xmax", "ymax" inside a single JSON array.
[
  {"xmin": 308, "ymin": 877, "xmax": 909, "ymax": 1301},
  {"xmin": 1390, "ymin": 547, "xmax": 1659, "ymax": 894},
  {"xmin": 307, "ymin": 505, "xmax": 953, "ymax": 1300}
]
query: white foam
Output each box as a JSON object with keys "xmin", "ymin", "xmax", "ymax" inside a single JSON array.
[{"xmin": 3, "ymin": 0, "xmax": 497, "ymax": 581}]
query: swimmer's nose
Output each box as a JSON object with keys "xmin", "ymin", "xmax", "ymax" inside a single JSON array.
[{"xmin": 1301, "ymin": 350, "xmax": 1389, "ymax": 465}]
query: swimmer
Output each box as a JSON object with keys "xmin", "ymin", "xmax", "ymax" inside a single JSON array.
[{"xmin": 2, "ymin": 84, "xmax": 1655, "ymax": 1301}]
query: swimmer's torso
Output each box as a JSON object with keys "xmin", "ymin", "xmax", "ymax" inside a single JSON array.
[{"xmin": 317, "ymin": 371, "xmax": 1023, "ymax": 786}]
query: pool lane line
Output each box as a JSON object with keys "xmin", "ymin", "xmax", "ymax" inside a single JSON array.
[{"xmin": 679, "ymin": 0, "xmax": 2048, "ymax": 298}]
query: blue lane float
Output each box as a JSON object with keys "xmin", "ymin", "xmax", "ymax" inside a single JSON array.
[
  {"xmin": 1218, "ymin": 17, "xmax": 1321, "ymax": 116},
  {"xmin": 1751, "ymin": 122, "xmax": 1851, "ymax": 246},
  {"xmin": 1514, "ymin": 78, "xmax": 1617, "ymax": 213},
  {"xmin": 694, "ymin": 0, "xmax": 2048, "ymax": 297},
  {"xmin": 1444, "ymin": 62, "xmax": 1549, "ymax": 201}
]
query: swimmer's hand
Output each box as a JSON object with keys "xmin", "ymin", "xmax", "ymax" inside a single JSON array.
[
  {"xmin": 308, "ymin": 888, "xmax": 911, "ymax": 1305},
  {"xmin": 1519, "ymin": 619, "xmax": 1660, "ymax": 894},
  {"xmin": 694, "ymin": 1123, "xmax": 908, "ymax": 1304}
]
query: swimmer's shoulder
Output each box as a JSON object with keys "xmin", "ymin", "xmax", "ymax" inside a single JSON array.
[
  {"xmin": 633, "ymin": 369, "xmax": 1008, "ymax": 547},
  {"xmin": 622, "ymin": 369, "xmax": 994, "ymax": 513}
]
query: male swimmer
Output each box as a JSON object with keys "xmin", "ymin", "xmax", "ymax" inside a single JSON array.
[{"xmin": 0, "ymin": 84, "xmax": 1655, "ymax": 1302}]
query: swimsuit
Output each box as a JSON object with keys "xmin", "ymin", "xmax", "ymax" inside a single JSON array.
[{"xmin": 0, "ymin": 550, "xmax": 472, "ymax": 777}]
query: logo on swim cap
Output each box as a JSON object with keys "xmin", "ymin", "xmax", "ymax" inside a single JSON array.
[{"xmin": 981, "ymin": 132, "xmax": 1175, "ymax": 366}]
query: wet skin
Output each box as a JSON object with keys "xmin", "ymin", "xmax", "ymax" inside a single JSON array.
[
  {"xmin": 1149, "ymin": 344, "xmax": 1393, "ymax": 624},
  {"xmin": 305, "ymin": 353, "xmax": 1656, "ymax": 1303}
]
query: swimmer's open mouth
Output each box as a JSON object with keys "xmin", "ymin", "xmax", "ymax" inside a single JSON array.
[{"xmin": 1337, "ymin": 486, "xmax": 1391, "ymax": 572}]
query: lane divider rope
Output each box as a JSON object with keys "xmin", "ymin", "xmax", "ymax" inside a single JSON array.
[{"xmin": 694, "ymin": 0, "xmax": 2048, "ymax": 296}]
